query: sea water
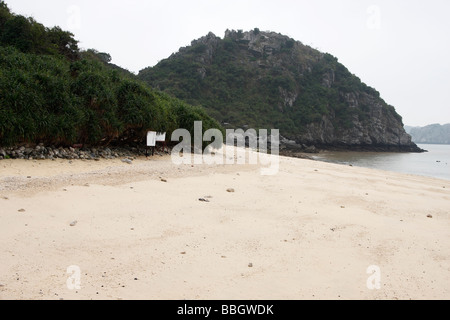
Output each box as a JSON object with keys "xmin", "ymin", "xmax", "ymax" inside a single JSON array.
[{"xmin": 312, "ymin": 144, "xmax": 450, "ymax": 180}]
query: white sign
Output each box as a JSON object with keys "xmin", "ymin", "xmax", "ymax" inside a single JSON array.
[
  {"xmin": 147, "ymin": 131, "xmax": 156, "ymax": 147},
  {"xmin": 156, "ymin": 132, "xmax": 166, "ymax": 142}
]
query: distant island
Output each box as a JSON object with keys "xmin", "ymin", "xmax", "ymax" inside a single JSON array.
[{"xmin": 405, "ymin": 124, "xmax": 450, "ymax": 145}]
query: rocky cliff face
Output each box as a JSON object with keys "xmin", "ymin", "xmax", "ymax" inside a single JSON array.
[
  {"xmin": 300, "ymin": 92, "xmax": 416, "ymax": 151},
  {"xmin": 139, "ymin": 29, "xmax": 422, "ymax": 152}
]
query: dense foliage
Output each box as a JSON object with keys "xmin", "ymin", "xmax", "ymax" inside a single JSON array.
[{"xmin": 0, "ymin": 2, "xmax": 221, "ymax": 147}]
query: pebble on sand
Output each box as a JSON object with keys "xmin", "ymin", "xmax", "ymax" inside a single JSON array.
[
  {"xmin": 248, "ymin": 263, "xmax": 253, "ymax": 268},
  {"xmin": 427, "ymin": 215, "xmax": 433, "ymax": 219},
  {"xmin": 70, "ymin": 221, "xmax": 78, "ymax": 227},
  {"xmin": 18, "ymin": 209, "xmax": 26, "ymax": 212},
  {"xmin": 160, "ymin": 178, "xmax": 168, "ymax": 183},
  {"xmin": 199, "ymin": 198, "xmax": 210, "ymax": 202},
  {"xmin": 226, "ymin": 188, "xmax": 235, "ymax": 193}
]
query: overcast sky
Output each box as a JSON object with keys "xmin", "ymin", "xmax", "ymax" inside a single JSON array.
[{"xmin": 5, "ymin": 0, "xmax": 450, "ymax": 126}]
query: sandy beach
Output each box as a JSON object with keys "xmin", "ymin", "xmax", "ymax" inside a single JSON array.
[{"xmin": 0, "ymin": 150, "xmax": 449, "ymax": 300}]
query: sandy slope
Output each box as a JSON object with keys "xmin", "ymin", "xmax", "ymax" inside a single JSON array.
[{"xmin": 0, "ymin": 151, "xmax": 449, "ymax": 300}]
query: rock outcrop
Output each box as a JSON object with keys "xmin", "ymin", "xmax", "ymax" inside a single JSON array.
[
  {"xmin": 0, "ymin": 144, "xmax": 169, "ymax": 160},
  {"xmin": 139, "ymin": 29, "xmax": 423, "ymax": 152}
]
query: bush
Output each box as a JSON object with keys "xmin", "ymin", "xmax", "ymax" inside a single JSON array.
[
  {"xmin": 0, "ymin": 46, "xmax": 223, "ymax": 147},
  {"xmin": 0, "ymin": 2, "xmax": 224, "ymax": 148}
]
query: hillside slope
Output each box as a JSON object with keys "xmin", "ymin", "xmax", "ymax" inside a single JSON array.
[
  {"xmin": 139, "ymin": 29, "xmax": 421, "ymax": 152},
  {"xmin": 0, "ymin": 2, "xmax": 221, "ymax": 148}
]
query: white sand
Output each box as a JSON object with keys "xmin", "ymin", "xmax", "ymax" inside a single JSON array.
[{"xmin": 0, "ymin": 151, "xmax": 449, "ymax": 300}]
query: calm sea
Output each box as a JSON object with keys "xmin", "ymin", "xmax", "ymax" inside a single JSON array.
[{"xmin": 312, "ymin": 144, "xmax": 450, "ymax": 180}]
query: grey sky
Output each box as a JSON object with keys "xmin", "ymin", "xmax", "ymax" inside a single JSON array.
[{"xmin": 5, "ymin": 0, "xmax": 450, "ymax": 127}]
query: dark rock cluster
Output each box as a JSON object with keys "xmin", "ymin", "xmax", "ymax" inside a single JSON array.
[{"xmin": 0, "ymin": 144, "xmax": 166, "ymax": 160}]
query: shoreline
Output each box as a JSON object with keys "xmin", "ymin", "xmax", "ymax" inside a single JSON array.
[
  {"xmin": 1, "ymin": 139, "xmax": 426, "ymax": 162},
  {"xmin": 280, "ymin": 142, "xmax": 426, "ymax": 154},
  {"xmin": 0, "ymin": 153, "xmax": 449, "ymax": 300},
  {"xmin": 311, "ymin": 143, "xmax": 450, "ymax": 181}
]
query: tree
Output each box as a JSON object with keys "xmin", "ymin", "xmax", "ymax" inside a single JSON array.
[
  {"xmin": 48, "ymin": 26, "xmax": 79, "ymax": 60},
  {"xmin": 97, "ymin": 52, "xmax": 112, "ymax": 63},
  {"xmin": 1, "ymin": 15, "xmax": 33, "ymax": 52},
  {"xmin": 83, "ymin": 49, "xmax": 112, "ymax": 64},
  {"xmin": 29, "ymin": 17, "xmax": 55, "ymax": 55},
  {"xmin": 0, "ymin": 1, "xmax": 12, "ymax": 30}
]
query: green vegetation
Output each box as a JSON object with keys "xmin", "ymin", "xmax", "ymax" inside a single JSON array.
[
  {"xmin": 0, "ymin": 2, "xmax": 221, "ymax": 147},
  {"xmin": 138, "ymin": 30, "xmax": 402, "ymax": 138},
  {"xmin": 0, "ymin": 2, "xmax": 78, "ymax": 59}
]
